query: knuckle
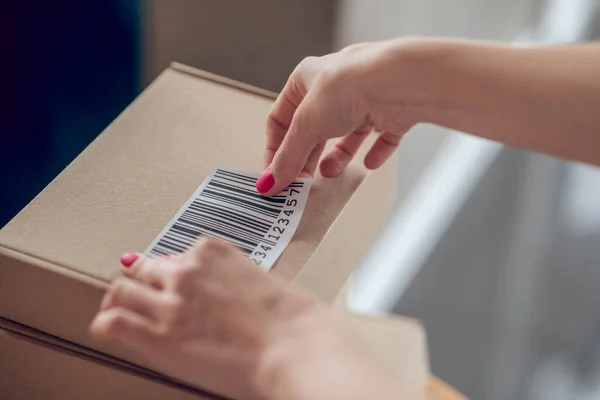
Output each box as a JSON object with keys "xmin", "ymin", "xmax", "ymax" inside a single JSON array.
[
  {"xmin": 106, "ymin": 278, "xmax": 128, "ymax": 304},
  {"xmin": 171, "ymin": 238, "xmax": 235, "ymax": 288},
  {"xmin": 155, "ymin": 322, "xmax": 172, "ymax": 338},
  {"xmin": 111, "ymin": 277, "xmax": 129, "ymax": 293},
  {"xmin": 156, "ymin": 304, "xmax": 182, "ymax": 337},
  {"xmin": 341, "ymin": 42, "xmax": 367, "ymax": 54},
  {"xmin": 163, "ymin": 294, "xmax": 185, "ymax": 316},
  {"xmin": 171, "ymin": 264, "xmax": 199, "ymax": 284},
  {"xmin": 318, "ymin": 62, "xmax": 349, "ymax": 90},
  {"xmin": 161, "ymin": 298, "xmax": 185, "ymax": 328},
  {"xmin": 105, "ymin": 310, "xmax": 128, "ymax": 335},
  {"xmin": 296, "ymin": 56, "xmax": 317, "ymax": 73}
]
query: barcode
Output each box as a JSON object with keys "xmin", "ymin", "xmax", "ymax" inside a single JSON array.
[{"xmin": 146, "ymin": 166, "xmax": 311, "ymax": 269}]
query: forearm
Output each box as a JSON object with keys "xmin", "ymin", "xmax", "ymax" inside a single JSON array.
[{"xmin": 395, "ymin": 40, "xmax": 600, "ymax": 165}]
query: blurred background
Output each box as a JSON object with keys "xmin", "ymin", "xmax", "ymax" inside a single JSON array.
[{"xmin": 1, "ymin": 1, "xmax": 600, "ymax": 398}]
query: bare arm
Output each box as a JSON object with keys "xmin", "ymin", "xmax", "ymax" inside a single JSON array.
[
  {"xmin": 259, "ymin": 39, "xmax": 600, "ymax": 195},
  {"xmin": 396, "ymin": 40, "xmax": 600, "ymax": 166}
]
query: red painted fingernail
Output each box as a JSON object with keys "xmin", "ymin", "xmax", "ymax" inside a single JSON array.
[
  {"xmin": 256, "ymin": 169, "xmax": 275, "ymax": 194},
  {"xmin": 120, "ymin": 252, "xmax": 138, "ymax": 267}
]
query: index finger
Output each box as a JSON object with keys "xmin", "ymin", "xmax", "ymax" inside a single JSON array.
[{"xmin": 264, "ymin": 74, "xmax": 306, "ymax": 168}]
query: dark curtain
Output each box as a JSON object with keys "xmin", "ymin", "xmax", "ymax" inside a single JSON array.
[{"xmin": 0, "ymin": 0, "xmax": 141, "ymax": 227}]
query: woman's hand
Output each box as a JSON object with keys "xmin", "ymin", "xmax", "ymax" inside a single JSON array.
[
  {"xmin": 259, "ymin": 39, "xmax": 600, "ymax": 196},
  {"xmin": 89, "ymin": 239, "xmax": 407, "ymax": 400},
  {"xmin": 258, "ymin": 39, "xmax": 431, "ymax": 196}
]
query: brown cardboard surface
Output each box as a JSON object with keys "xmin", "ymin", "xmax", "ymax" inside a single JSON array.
[
  {"xmin": 335, "ymin": 311, "xmax": 429, "ymax": 386},
  {"xmin": 0, "ymin": 65, "xmax": 405, "ymax": 394},
  {"xmin": 1, "ymin": 322, "xmax": 461, "ymax": 400},
  {"xmin": 332, "ymin": 281, "xmax": 429, "ymax": 385},
  {"xmin": 0, "ymin": 327, "xmax": 216, "ymax": 400},
  {"xmin": 1, "ymin": 299, "xmax": 430, "ymax": 398},
  {"xmin": 1, "ymin": 304, "xmax": 429, "ymax": 399}
]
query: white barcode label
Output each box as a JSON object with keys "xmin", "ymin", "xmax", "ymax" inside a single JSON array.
[{"xmin": 145, "ymin": 165, "xmax": 312, "ymax": 270}]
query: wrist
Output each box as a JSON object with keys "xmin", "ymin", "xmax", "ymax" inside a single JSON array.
[{"xmin": 364, "ymin": 37, "xmax": 500, "ymax": 129}]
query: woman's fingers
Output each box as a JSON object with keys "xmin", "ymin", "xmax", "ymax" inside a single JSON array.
[
  {"xmin": 265, "ymin": 95, "xmax": 300, "ymax": 169},
  {"xmin": 364, "ymin": 130, "xmax": 407, "ymax": 170},
  {"xmin": 320, "ymin": 125, "xmax": 373, "ymax": 177},
  {"xmin": 264, "ymin": 60, "xmax": 313, "ymax": 169},
  {"xmin": 261, "ymin": 55, "xmax": 361, "ymax": 196},
  {"xmin": 301, "ymin": 141, "xmax": 327, "ymax": 177},
  {"xmin": 100, "ymin": 277, "xmax": 164, "ymax": 321},
  {"xmin": 121, "ymin": 253, "xmax": 169, "ymax": 290},
  {"xmin": 261, "ymin": 97, "xmax": 325, "ymax": 195},
  {"xmin": 89, "ymin": 307, "xmax": 159, "ymax": 354}
]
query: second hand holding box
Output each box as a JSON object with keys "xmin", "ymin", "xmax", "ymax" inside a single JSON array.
[{"xmin": 0, "ymin": 64, "xmax": 431, "ymax": 398}]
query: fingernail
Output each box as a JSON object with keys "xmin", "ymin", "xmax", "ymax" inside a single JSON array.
[
  {"xmin": 120, "ymin": 252, "xmax": 138, "ymax": 268},
  {"xmin": 159, "ymin": 254, "xmax": 170, "ymax": 260},
  {"xmin": 256, "ymin": 169, "xmax": 275, "ymax": 194}
]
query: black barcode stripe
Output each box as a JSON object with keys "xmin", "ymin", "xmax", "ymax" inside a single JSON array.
[
  {"xmin": 179, "ymin": 211, "xmax": 276, "ymax": 247},
  {"xmin": 205, "ymin": 184, "xmax": 284, "ymax": 209},
  {"xmin": 148, "ymin": 169, "xmax": 307, "ymax": 259},
  {"xmin": 200, "ymin": 192, "xmax": 276, "ymax": 219},
  {"xmin": 213, "ymin": 175, "xmax": 256, "ymax": 190},
  {"xmin": 150, "ymin": 247, "xmax": 169, "ymax": 256},
  {"xmin": 153, "ymin": 230, "xmax": 254, "ymax": 256},
  {"xmin": 208, "ymin": 180, "xmax": 285, "ymax": 205},
  {"xmin": 189, "ymin": 201, "xmax": 272, "ymax": 233},
  {"xmin": 187, "ymin": 206, "xmax": 271, "ymax": 239},
  {"xmin": 216, "ymin": 169, "xmax": 257, "ymax": 183},
  {"xmin": 166, "ymin": 226, "xmax": 201, "ymax": 247},
  {"xmin": 179, "ymin": 212, "xmax": 273, "ymax": 247},
  {"xmin": 217, "ymin": 169, "xmax": 302, "ymax": 191},
  {"xmin": 173, "ymin": 217, "xmax": 261, "ymax": 249},
  {"xmin": 210, "ymin": 176, "xmax": 285, "ymax": 205},
  {"xmin": 212, "ymin": 175, "xmax": 287, "ymax": 203},
  {"xmin": 156, "ymin": 236, "xmax": 188, "ymax": 253},
  {"xmin": 169, "ymin": 227, "xmax": 253, "ymax": 252},
  {"xmin": 201, "ymin": 190, "xmax": 281, "ymax": 215},
  {"xmin": 213, "ymin": 175, "xmax": 284, "ymax": 200},
  {"xmin": 167, "ymin": 224, "xmax": 254, "ymax": 252},
  {"xmin": 215, "ymin": 171, "xmax": 288, "ymax": 199}
]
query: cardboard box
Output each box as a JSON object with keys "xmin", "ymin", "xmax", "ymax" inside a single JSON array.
[
  {"xmin": 0, "ymin": 64, "xmax": 428, "ymax": 397},
  {"xmin": 0, "ymin": 321, "xmax": 207, "ymax": 400},
  {"xmin": 1, "ymin": 310, "xmax": 429, "ymax": 399}
]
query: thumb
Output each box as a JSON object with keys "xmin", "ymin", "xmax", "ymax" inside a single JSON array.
[{"xmin": 257, "ymin": 104, "xmax": 322, "ymax": 196}]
